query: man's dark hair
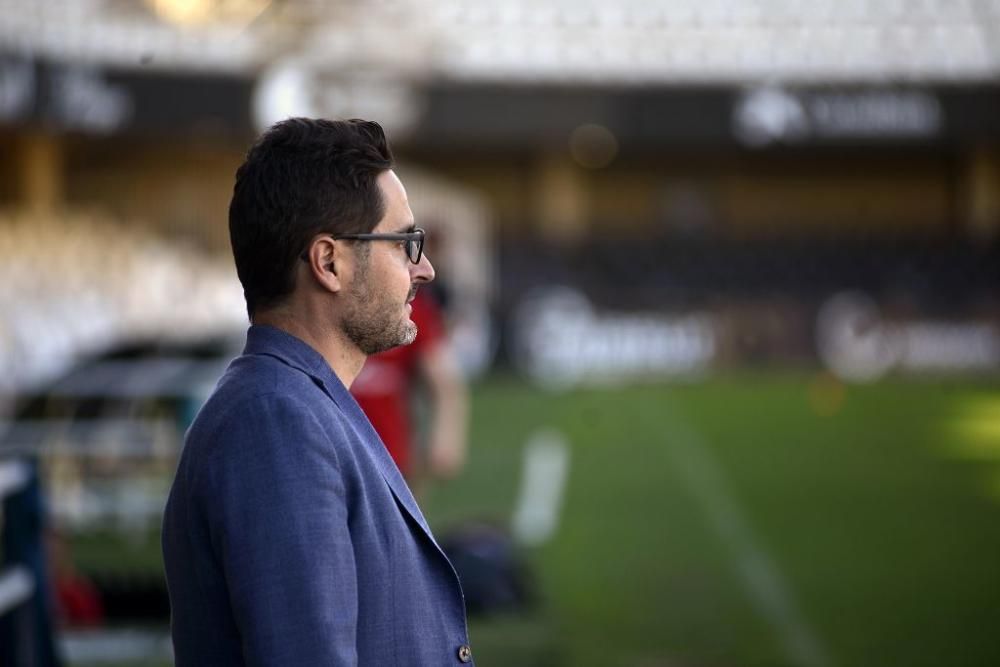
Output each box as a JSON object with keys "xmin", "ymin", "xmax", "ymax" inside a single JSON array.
[{"xmin": 229, "ymin": 117, "xmax": 394, "ymax": 318}]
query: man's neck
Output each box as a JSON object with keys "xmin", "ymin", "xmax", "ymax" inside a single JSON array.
[{"xmin": 253, "ymin": 309, "xmax": 366, "ymax": 388}]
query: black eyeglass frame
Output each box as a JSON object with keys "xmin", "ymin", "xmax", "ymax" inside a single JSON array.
[{"xmin": 301, "ymin": 227, "xmax": 426, "ymax": 265}]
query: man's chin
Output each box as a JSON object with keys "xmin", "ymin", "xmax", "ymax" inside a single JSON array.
[
  {"xmin": 400, "ymin": 320, "xmax": 418, "ymax": 346},
  {"xmin": 366, "ymin": 322, "xmax": 417, "ymax": 355}
]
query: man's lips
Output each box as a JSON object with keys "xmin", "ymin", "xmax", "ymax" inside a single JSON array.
[{"xmin": 406, "ymin": 286, "xmax": 418, "ymax": 304}]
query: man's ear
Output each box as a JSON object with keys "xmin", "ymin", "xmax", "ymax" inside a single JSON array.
[{"xmin": 305, "ymin": 235, "xmax": 342, "ymax": 293}]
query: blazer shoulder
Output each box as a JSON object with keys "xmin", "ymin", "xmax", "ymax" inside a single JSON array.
[{"xmin": 185, "ymin": 356, "xmax": 349, "ymax": 462}]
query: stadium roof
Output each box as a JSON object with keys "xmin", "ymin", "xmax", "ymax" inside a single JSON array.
[{"xmin": 1, "ymin": 0, "xmax": 998, "ymax": 84}]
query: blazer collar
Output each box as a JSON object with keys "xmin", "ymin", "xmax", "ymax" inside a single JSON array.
[
  {"xmin": 243, "ymin": 324, "xmax": 337, "ymax": 385},
  {"xmin": 241, "ymin": 324, "xmax": 437, "ymax": 542}
]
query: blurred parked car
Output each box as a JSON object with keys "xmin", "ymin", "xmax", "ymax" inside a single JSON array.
[{"xmin": 0, "ymin": 335, "xmax": 241, "ymax": 625}]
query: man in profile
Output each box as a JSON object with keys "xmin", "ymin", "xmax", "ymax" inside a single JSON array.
[{"xmin": 162, "ymin": 118, "xmax": 473, "ymax": 666}]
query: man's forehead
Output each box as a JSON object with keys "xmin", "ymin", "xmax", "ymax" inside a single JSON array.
[
  {"xmin": 378, "ymin": 169, "xmax": 408, "ymax": 200},
  {"xmin": 375, "ymin": 170, "xmax": 414, "ymax": 232}
]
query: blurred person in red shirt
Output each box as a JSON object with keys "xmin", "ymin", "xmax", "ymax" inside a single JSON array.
[{"xmin": 351, "ymin": 289, "xmax": 468, "ymax": 490}]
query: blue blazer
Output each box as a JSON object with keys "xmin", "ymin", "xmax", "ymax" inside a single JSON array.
[{"xmin": 162, "ymin": 325, "xmax": 473, "ymax": 666}]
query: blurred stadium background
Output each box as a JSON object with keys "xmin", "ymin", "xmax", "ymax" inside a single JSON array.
[{"xmin": 2, "ymin": 1, "xmax": 999, "ymax": 665}]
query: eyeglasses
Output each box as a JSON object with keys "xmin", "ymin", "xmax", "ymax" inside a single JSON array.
[
  {"xmin": 335, "ymin": 228, "xmax": 425, "ymax": 264},
  {"xmin": 301, "ymin": 228, "xmax": 426, "ymax": 265}
]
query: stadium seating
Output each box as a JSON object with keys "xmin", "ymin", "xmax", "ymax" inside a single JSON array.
[{"xmin": 0, "ymin": 210, "xmax": 244, "ymax": 395}]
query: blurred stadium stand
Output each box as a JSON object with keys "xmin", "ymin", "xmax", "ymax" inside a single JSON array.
[
  {"xmin": 1, "ymin": 1, "xmax": 999, "ymax": 663},
  {"xmin": 0, "ymin": 0, "xmax": 995, "ymax": 385},
  {"xmin": 0, "ymin": 211, "xmax": 246, "ymax": 395},
  {"xmin": 2, "ymin": 1, "xmax": 998, "ymax": 82}
]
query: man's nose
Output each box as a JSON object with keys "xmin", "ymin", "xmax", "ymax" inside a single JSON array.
[{"xmin": 411, "ymin": 253, "xmax": 435, "ymax": 284}]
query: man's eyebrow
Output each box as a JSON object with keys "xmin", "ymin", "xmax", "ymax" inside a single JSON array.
[{"xmin": 394, "ymin": 223, "xmax": 416, "ymax": 234}]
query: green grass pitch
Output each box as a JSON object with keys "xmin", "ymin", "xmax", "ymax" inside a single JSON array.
[{"xmin": 423, "ymin": 373, "xmax": 1000, "ymax": 667}]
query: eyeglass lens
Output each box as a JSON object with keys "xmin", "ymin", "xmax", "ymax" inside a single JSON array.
[{"xmin": 408, "ymin": 233, "xmax": 423, "ymax": 264}]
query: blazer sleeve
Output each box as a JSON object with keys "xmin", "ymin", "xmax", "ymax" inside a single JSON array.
[{"xmin": 199, "ymin": 392, "xmax": 358, "ymax": 666}]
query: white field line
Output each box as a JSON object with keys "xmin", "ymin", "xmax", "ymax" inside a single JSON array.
[
  {"xmin": 511, "ymin": 429, "xmax": 571, "ymax": 547},
  {"xmin": 60, "ymin": 628, "xmax": 173, "ymax": 664},
  {"xmin": 663, "ymin": 414, "xmax": 832, "ymax": 667}
]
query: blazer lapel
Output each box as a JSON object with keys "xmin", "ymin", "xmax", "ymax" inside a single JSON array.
[
  {"xmin": 242, "ymin": 326, "xmax": 442, "ymax": 549},
  {"xmin": 313, "ymin": 377, "xmax": 439, "ymax": 546}
]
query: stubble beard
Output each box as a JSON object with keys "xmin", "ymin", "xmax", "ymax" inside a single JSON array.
[{"xmin": 341, "ymin": 265, "xmax": 418, "ymax": 356}]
